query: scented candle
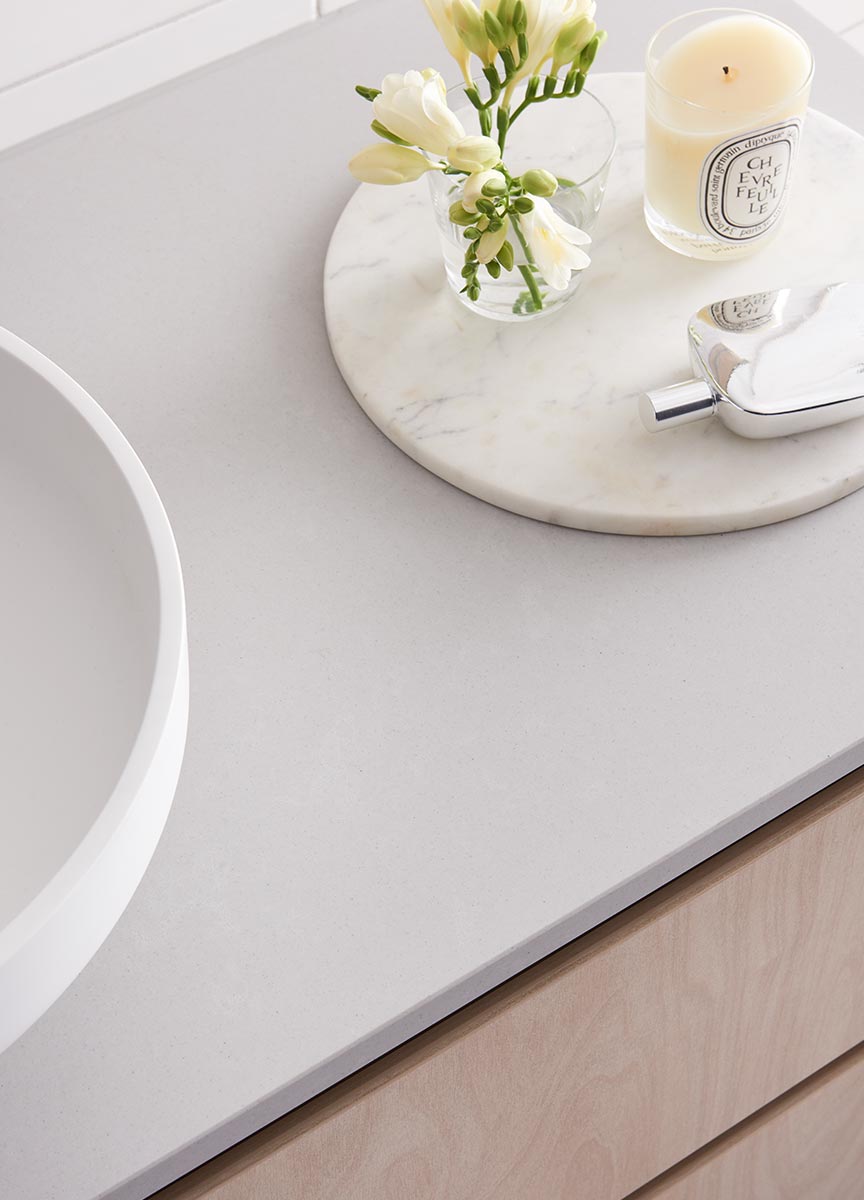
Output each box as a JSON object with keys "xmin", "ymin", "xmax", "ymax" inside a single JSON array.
[{"xmin": 645, "ymin": 10, "xmax": 813, "ymax": 260}]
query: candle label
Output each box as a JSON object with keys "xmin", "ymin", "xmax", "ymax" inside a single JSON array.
[{"xmin": 700, "ymin": 120, "xmax": 802, "ymax": 243}]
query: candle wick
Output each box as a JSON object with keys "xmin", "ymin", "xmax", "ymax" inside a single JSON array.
[{"xmin": 722, "ymin": 65, "xmax": 730, "ymax": 75}]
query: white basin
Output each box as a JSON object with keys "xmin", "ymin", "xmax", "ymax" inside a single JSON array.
[{"xmin": 0, "ymin": 326, "xmax": 188, "ymax": 1055}]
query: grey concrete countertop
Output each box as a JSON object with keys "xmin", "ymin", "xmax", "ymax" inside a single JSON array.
[{"xmin": 1, "ymin": 3, "xmax": 863, "ymax": 1198}]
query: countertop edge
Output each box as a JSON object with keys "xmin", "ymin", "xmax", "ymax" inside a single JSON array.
[{"xmin": 116, "ymin": 737, "xmax": 864, "ymax": 1200}]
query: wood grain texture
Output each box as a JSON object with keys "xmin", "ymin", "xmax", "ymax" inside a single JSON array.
[
  {"xmin": 154, "ymin": 769, "xmax": 864, "ymax": 1200},
  {"xmin": 629, "ymin": 1040, "xmax": 864, "ymax": 1199}
]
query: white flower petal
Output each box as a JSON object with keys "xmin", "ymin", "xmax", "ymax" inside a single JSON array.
[
  {"xmin": 547, "ymin": 205, "xmax": 592, "ymax": 246},
  {"xmin": 348, "ymin": 143, "xmax": 435, "ymax": 185},
  {"xmin": 520, "ymin": 197, "xmax": 591, "ymax": 291},
  {"xmin": 372, "ymin": 70, "xmax": 464, "ymax": 157},
  {"xmin": 421, "ymin": 0, "xmax": 472, "ymax": 83}
]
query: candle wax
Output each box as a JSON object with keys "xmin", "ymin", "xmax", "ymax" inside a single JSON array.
[{"xmin": 656, "ymin": 15, "xmax": 811, "ymax": 124}]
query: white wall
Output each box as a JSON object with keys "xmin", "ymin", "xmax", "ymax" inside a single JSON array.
[
  {"xmin": 0, "ymin": 0, "xmax": 353, "ymax": 151},
  {"xmin": 0, "ymin": 0, "xmax": 364, "ymax": 94},
  {"xmin": 0, "ymin": 1, "xmax": 206, "ymax": 88}
]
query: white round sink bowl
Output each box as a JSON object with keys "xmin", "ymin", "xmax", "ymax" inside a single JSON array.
[{"xmin": 0, "ymin": 326, "xmax": 188, "ymax": 1056}]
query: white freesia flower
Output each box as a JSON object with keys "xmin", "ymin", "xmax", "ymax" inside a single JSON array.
[
  {"xmin": 422, "ymin": 0, "xmax": 472, "ymax": 83},
  {"xmin": 520, "ymin": 196, "xmax": 590, "ymax": 290},
  {"xmin": 447, "ymin": 135, "xmax": 501, "ymax": 173},
  {"xmin": 476, "ymin": 217, "xmax": 510, "ymax": 264},
  {"xmin": 372, "ymin": 70, "xmax": 466, "ymax": 158},
  {"xmin": 461, "ymin": 168, "xmax": 505, "ymax": 212},
  {"xmin": 506, "ymin": 0, "xmax": 596, "ymax": 96},
  {"xmin": 349, "ymin": 144, "xmax": 440, "ymax": 185}
]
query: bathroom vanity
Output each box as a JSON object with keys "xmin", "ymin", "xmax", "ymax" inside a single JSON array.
[
  {"xmin": 156, "ymin": 770, "xmax": 864, "ymax": 1199},
  {"xmin": 1, "ymin": 1, "xmax": 863, "ymax": 1198}
]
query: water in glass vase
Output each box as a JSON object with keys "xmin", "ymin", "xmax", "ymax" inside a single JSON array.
[{"xmin": 426, "ymin": 84, "xmax": 616, "ymax": 322}]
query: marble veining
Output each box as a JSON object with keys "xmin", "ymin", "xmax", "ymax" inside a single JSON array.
[{"xmin": 325, "ymin": 73, "xmax": 864, "ymax": 536}]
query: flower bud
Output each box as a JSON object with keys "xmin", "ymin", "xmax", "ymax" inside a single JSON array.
[
  {"xmin": 447, "ymin": 135, "xmax": 501, "ymax": 173},
  {"xmin": 449, "ymin": 201, "xmax": 476, "ymax": 226},
  {"xmin": 520, "ymin": 169, "xmax": 558, "ymax": 198},
  {"xmin": 462, "ymin": 167, "xmax": 505, "ymax": 211},
  {"xmin": 483, "ymin": 9, "xmax": 508, "ymax": 50},
  {"xmin": 512, "ymin": 195, "xmax": 535, "ymax": 213},
  {"xmin": 349, "ymin": 143, "xmax": 437, "ymax": 185},
  {"xmin": 497, "ymin": 240, "xmax": 515, "ymax": 271},
  {"xmin": 580, "ymin": 31, "xmax": 606, "ymax": 73},
  {"xmin": 551, "ymin": 16, "xmax": 595, "ymax": 73},
  {"xmin": 477, "ymin": 218, "xmax": 510, "ymax": 264},
  {"xmin": 452, "ymin": 0, "xmax": 493, "ymax": 62},
  {"xmin": 481, "ymin": 174, "xmax": 507, "ymax": 197}
]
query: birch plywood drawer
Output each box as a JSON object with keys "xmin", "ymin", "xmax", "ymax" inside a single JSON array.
[
  {"xmin": 633, "ymin": 1043, "xmax": 864, "ymax": 1200},
  {"xmin": 156, "ymin": 770, "xmax": 864, "ymax": 1200}
]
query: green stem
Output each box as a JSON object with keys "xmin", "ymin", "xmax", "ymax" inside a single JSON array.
[
  {"xmin": 517, "ymin": 264, "xmax": 543, "ymax": 311},
  {"xmin": 510, "ymin": 214, "xmax": 543, "ymax": 311},
  {"xmin": 509, "ymin": 97, "xmax": 533, "ymax": 124},
  {"xmin": 509, "ymin": 74, "xmax": 585, "ymax": 127}
]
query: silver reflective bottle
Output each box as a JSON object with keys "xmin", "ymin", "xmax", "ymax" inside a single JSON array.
[{"xmin": 640, "ymin": 282, "xmax": 864, "ymax": 438}]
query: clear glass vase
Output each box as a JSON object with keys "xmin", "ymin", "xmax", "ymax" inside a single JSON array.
[{"xmin": 427, "ymin": 83, "xmax": 616, "ymax": 322}]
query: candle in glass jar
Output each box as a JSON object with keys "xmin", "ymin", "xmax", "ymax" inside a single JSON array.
[{"xmin": 645, "ymin": 11, "xmax": 813, "ymax": 260}]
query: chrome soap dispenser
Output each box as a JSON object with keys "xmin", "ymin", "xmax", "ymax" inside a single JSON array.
[{"xmin": 640, "ymin": 282, "xmax": 864, "ymax": 438}]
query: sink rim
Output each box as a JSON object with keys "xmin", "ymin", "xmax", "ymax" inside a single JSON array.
[{"xmin": 0, "ymin": 324, "xmax": 188, "ymax": 1049}]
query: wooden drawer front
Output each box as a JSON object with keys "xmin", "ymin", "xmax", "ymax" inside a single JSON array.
[
  {"xmin": 632, "ymin": 1041, "xmax": 864, "ymax": 1199},
  {"xmin": 158, "ymin": 771, "xmax": 864, "ymax": 1200}
]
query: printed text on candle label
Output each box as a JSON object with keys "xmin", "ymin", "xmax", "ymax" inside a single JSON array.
[{"xmin": 700, "ymin": 120, "xmax": 801, "ymax": 242}]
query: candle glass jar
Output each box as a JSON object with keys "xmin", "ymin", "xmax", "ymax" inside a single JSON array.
[{"xmin": 645, "ymin": 9, "xmax": 813, "ymax": 261}]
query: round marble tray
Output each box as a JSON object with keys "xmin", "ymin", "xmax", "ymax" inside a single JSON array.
[{"xmin": 325, "ymin": 72, "xmax": 864, "ymax": 536}]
